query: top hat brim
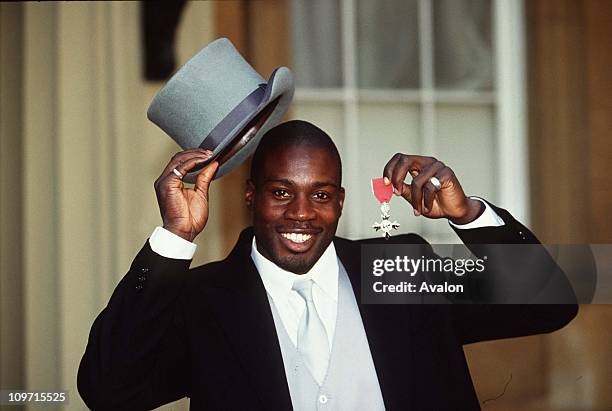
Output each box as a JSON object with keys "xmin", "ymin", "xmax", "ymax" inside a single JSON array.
[{"xmin": 182, "ymin": 66, "xmax": 294, "ymax": 183}]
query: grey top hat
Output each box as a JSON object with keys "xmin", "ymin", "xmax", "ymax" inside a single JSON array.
[{"xmin": 147, "ymin": 37, "xmax": 294, "ymax": 182}]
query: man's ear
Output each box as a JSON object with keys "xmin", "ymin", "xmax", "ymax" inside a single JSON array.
[
  {"xmin": 245, "ymin": 179, "xmax": 256, "ymax": 210},
  {"xmin": 338, "ymin": 187, "xmax": 345, "ymax": 211}
]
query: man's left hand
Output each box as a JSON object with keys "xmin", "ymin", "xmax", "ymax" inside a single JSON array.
[{"xmin": 383, "ymin": 154, "xmax": 484, "ymax": 225}]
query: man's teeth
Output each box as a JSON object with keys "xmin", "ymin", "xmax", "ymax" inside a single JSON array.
[{"xmin": 281, "ymin": 233, "xmax": 312, "ymax": 243}]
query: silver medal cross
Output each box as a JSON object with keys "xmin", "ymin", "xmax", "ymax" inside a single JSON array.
[{"xmin": 372, "ymin": 202, "xmax": 400, "ymax": 239}]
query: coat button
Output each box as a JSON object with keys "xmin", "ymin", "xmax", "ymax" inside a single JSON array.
[
  {"xmin": 318, "ymin": 394, "xmax": 328, "ymax": 404},
  {"xmin": 138, "ymin": 276, "xmax": 146, "ymax": 282},
  {"xmin": 135, "ymin": 284, "xmax": 144, "ymax": 291},
  {"xmin": 140, "ymin": 267, "xmax": 150, "ymax": 273}
]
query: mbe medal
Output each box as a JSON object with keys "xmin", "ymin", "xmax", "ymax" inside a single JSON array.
[{"xmin": 371, "ymin": 178, "xmax": 400, "ymax": 239}]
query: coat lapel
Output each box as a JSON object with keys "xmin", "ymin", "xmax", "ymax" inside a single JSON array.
[{"xmin": 204, "ymin": 228, "xmax": 293, "ymax": 410}]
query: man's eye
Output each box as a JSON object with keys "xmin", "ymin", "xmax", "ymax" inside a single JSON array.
[
  {"xmin": 313, "ymin": 192, "xmax": 330, "ymax": 200},
  {"xmin": 273, "ymin": 189, "xmax": 290, "ymax": 198}
]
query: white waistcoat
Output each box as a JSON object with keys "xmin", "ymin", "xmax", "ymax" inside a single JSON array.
[{"xmin": 268, "ymin": 261, "xmax": 386, "ymax": 411}]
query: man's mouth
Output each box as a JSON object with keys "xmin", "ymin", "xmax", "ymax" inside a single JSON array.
[
  {"xmin": 277, "ymin": 229, "xmax": 320, "ymax": 253},
  {"xmin": 281, "ymin": 232, "xmax": 313, "ymax": 243}
]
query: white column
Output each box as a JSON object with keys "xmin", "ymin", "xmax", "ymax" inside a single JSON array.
[
  {"xmin": 493, "ymin": 0, "xmax": 529, "ymax": 223},
  {"xmin": 340, "ymin": 0, "xmax": 361, "ymax": 238}
]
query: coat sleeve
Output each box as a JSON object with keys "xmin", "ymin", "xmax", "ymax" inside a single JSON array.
[
  {"xmin": 448, "ymin": 201, "xmax": 578, "ymax": 344},
  {"xmin": 77, "ymin": 241, "xmax": 192, "ymax": 410}
]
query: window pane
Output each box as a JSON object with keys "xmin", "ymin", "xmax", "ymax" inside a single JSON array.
[
  {"xmin": 291, "ymin": 0, "xmax": 342, "ymax": 87},
  {"xmin": 433, "ymin": 0, "xmax": 493, "ymax": 90},
  {"xmin": 336, "ymin": 103, "xmax": 422, "ymax": 238},
  {"xmin": 419, "ymin": 104, "xmax": 495, "ymax": 241},
  {"xmin": 356, "ymin": 0, "xmax": 420, "ymax": 89},
  {"xmin": 291, "ymin": 101, "xmax": 346, "ymax": 150},
  {"xmin": 435, "ymin": 104, "xmax": 496, "ymax": 199}
]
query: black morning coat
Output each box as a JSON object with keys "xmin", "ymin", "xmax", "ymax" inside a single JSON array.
[{"xmin": 77, "ymin": 202, "xmax": 578, "ymax": 410}]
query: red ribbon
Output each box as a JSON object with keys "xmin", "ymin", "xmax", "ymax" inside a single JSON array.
[{"xmin": 371, "ymin": 178, "xmax": 393, "ymax": 203}]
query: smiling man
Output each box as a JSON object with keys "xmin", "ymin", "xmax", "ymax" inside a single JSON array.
[
  {"xmin": 78, "ymin": 120, "xmax": 577, "ymax": 410},
  {"xmin": 247, "ymin": 125, "xmax": 344, "ymax": 275}
]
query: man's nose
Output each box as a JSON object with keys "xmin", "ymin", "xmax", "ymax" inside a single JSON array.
[{"xmin": 285, "ymin": 194, "xmax": 316, "ymax": 221}]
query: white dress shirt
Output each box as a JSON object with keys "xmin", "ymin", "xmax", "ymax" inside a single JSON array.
[
  {"xmin": 250, "ymin": 238, "xmax": 338, "ymax": 348},
  {"xmin": 448, "ymin": 197, "xmax": 504, "ymax": 229}
]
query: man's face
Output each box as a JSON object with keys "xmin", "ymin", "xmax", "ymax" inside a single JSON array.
[{"xmin": 246, "ymin": 144, "xmax": 344, "ymax": 274}]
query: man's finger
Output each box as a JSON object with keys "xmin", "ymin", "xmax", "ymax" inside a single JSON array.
[
  {"xmin": 398, "ymin": 182, "xmax": 413, "ymax": 204},
  {"xmin": 194, "ymin": 161, "xmax": 219, "ymax": 198},
  {"xmin": 385, "ymin": 155, "xmax": 436, "ymax": 196},
  {"xmin": 159, "ymin": 155, "xmax": 214, "ymax": 193},
  {"xmin": 396, "ymin": 157, "xmax": 436, "ymax": 199},
  {"xmin": 387, "ymin": 155, "xmax": 412, "ymax": 196},
  {"xmin": 174, "ymin": 156, "xmax": 213, "ymax": 178},
  {"xmin": 382, "ymin": 153, "xmax": 402, "ymax": 186},
  {"xmin": 160, "ymin": 149, "xmax": 213, "ymax": 178},
  {"xmin": 410, "ymin": 161, "xmax": 444, "ymax": 215},
  {"xmin": 422, "ymin": 181, "xmax": 438, "ymax": 214}
]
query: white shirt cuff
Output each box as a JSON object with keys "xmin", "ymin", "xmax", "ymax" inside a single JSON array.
[
  {"xmin": 149, "ymin": 226, "xmax": 197, "ymax": 260},
  {"xmin": 449, "ymin": 197, "xmax": 505, "ymax": 229}
]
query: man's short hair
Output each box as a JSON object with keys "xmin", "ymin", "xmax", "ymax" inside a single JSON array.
[{"xmin": 250, "ymin": 120, "xmax": 342, "ymax": 185}]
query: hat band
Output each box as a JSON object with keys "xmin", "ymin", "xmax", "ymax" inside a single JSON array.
[{"xmin": 199, "ymin": 83, "xmax": 267, "ymax": 151}]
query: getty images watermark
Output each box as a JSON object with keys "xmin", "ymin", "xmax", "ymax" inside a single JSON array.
[
  {"xmin": 360, "ymin": 243, "xmax": 605, "ymax": 304},
  {"xmin": 371, "ymin": 255, "xmax": 486, "ymax": 294}
]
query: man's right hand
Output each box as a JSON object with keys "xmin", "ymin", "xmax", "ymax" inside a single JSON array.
[{"xmin": 154, "ymin": 149, "xmax": 219, "ymax": 241}]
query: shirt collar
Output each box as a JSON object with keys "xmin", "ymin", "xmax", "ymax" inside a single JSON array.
[{"xmin": 250, "ymin": 237, "xmax": 339, "ymax": 304}]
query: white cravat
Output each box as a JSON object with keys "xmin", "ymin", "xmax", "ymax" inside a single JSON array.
[{"xmin": 292, "ymin": 279, "xmax": 330, "ymax": 385}]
